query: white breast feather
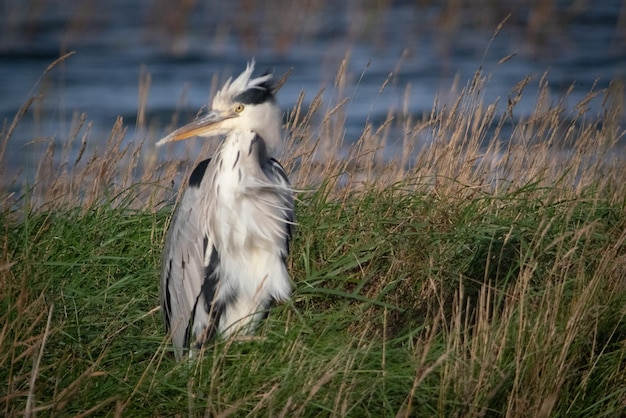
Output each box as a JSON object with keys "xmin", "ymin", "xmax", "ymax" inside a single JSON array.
[{"xmin": 205, "ymin": 130, "xmax": 291, "ymax": 335}]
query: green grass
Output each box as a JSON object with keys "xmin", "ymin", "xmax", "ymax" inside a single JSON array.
[
  {"xmin": 2, "ymin": 175, "xmax": 625, "ymax": 416},
  {"xmin": 1, "ymin": 46, "xmax": 626, "ymax": 415}
]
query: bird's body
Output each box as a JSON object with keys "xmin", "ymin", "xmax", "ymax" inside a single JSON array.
[{"xmin": 159, "ymin": 62, "xmax": 293, "ymax": 360}]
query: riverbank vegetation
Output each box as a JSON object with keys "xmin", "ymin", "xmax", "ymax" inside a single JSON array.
[{"xmin": 2, "ymin": 50, "xmax": 625, "ymax": 416}]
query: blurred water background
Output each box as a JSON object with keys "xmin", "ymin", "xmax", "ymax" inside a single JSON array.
[{"xmin": 1, "ymin": 0, "xmax": 624, "ymax": 184}]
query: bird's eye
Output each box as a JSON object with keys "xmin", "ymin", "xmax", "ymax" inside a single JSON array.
[{"xmin": 234, "ymin": 104, "xmax": 245, "ymax": 113}]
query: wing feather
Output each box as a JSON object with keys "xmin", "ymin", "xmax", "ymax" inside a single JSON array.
[
  {"xmin": 160, "ymin": 159, "xmax": 214, "ymax": 360},
  {"xmin": 263, "ymin": 158, "xmax": 295, "ymax": 257}
]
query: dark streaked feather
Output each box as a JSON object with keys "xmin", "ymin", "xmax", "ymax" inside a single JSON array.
[
  {"xmin": 190, "ymin": 245, "xmax": 222, "ymax": 348},
  {"xmin": 189, "ymin": 158, "xmax": 211, "ymax": 187}
]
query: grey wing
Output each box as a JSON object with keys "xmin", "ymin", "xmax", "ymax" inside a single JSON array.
[
  {"xmin": 266, "ymin": 158, "xmax": 295, "ymax": 256},
  {"xmin": 160, "ymin": 159, "xmax": 213, "ymax": 360}
]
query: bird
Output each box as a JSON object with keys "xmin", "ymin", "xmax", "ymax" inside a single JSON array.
[{"xmin": 157, "ymin": 61, "xmax": 294, "ymax": 360}]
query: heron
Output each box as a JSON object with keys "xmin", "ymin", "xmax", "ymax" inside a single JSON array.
[{"xmin": 157, "ymin": 61, "xmax": 294, "ymax": 360}]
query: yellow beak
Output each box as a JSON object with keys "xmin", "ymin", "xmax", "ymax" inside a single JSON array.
[{"xmin": 156, "ymin": 110, "xmax": 235, "ymax": 147}]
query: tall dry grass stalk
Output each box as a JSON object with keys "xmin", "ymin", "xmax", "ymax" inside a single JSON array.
[{"xmin": 1, "ymin": 50, "xmax": 624, "ymax": 212}]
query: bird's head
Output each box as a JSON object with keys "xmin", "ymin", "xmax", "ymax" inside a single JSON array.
[{"xmin": 157, "ymin": 61, "xmax": 282, "ymax": 153}]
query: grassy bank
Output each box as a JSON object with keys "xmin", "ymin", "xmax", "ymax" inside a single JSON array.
[{"xmin": 1, "ymin": 56, "xmax": 625, "ymax": 416}]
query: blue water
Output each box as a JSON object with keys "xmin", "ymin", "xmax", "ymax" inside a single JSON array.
[{"xmin": 1, "ymin": 0, "xmax": 624, "ymax": 181}]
